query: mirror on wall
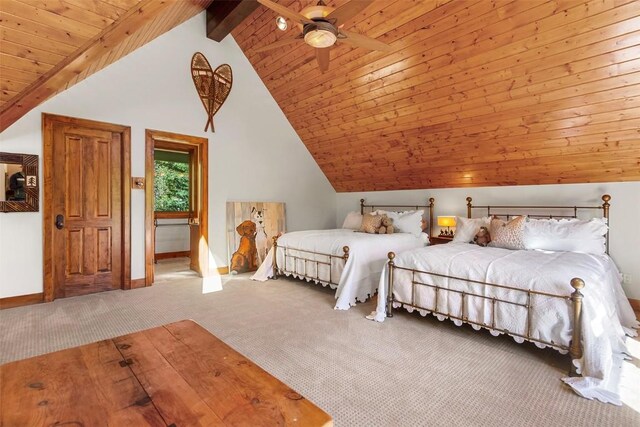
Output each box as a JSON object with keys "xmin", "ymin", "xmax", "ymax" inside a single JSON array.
[{"xmin": 0, "ymin": 152, "xmax": 39, "ymax": 213}]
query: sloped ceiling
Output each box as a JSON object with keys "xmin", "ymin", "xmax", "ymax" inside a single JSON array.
[
  {"xmin": 0, "ymin": 0, "xmax": 212, "ymax": 132},
  {"xmin": 233, "ymin": 0, "xmax": 640, "ymax": 192}
]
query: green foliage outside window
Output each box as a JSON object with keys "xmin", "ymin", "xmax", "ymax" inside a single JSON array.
[{"xmin": 154, "ymin": 160, "xmax": 189, "ymax": 212}]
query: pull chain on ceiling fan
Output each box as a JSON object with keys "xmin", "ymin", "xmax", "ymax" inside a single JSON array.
[{"xmin": 255, "ymin": 0, "xmax": 393, "ymax": 72}]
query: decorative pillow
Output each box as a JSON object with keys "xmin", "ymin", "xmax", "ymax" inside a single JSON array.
[
  {"xmin": 360, "ymin": 213, "xmax": 383, "ymax": 234},
  {"xmin": 489, "ymin": 216, "xmax": 526, "ymax": 250},
  {"xmin": 377, "ymin": 210, "xmax": 424, "ymax": 237},
  {"xmin": 452, "ymin": 216, "xmax": 491, "ymax": 243},
  {"xmin": 342, "ymin": 211, "xmax": 363, "ymax": 230},
  {"xmin": 524, "ymin": 217, "xmax": 608, "ymax": 255}
]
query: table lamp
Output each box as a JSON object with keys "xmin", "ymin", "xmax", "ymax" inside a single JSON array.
[{"xmin": 437, "ymin": 216, "xmax": 456, "ymax": 237}]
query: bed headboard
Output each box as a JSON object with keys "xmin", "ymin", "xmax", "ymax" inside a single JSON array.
[
  {"xmin": 466, "ymin": 194, "xmax": 611, "ymax": 254},
  {"xmin": 360, "ymin": 198, "xmax": 435, "ymax": 237}
]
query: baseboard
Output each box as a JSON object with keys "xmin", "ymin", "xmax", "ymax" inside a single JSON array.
[
  {"xmin": 130, "ymin": 278, "xmax": 146, "ymax": 289},
  {"xmin": 0, "ymin": 292, "xmax": 44, "ymax": 310},
  {"xmin": 629, "ymin": 298, "xmax": 640, "ymax": 314},
  {"xmin": 155, "ymin": 251, "xmax": 191, "ymax": 260},
  {"xmin": 217, "ymin": 266, "xmax": 229, "ymax": 275}
]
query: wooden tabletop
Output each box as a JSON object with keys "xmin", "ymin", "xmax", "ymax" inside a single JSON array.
[{"xmin": 1, "ymin": 320, "xmax": 333, "ymax": 427}]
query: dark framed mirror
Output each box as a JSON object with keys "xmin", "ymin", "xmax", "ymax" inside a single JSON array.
[{"xmin": 0, "ymin": 152, "xmax": 39, "ymax": 213}]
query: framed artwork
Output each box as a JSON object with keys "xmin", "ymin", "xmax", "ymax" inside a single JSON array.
[
  {"xmin": 226, "ymin": 202, "xmax": 286, "ymax": 274},
  {"xmin": 0, "ymin": 152, "xmax": 39, "ymax": 213}
]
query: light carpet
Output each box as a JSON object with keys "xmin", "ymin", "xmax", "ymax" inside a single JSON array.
[{"xmin": 1, "ymin": 271, "xmax": 638, "ymax": 426}]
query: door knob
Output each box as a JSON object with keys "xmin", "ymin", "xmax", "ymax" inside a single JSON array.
[{"xmin": 55, "ymin": 214, "xmax": 65, "ymax": 230}]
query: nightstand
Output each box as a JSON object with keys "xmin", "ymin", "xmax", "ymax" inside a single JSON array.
[{"xmin": 430, "ymin": 236, "xmax": 453, "ymax": 245}]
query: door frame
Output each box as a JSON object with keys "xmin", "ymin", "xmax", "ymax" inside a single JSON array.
[
  {"xmin": 145, "ymin": 129, "xmax": 209, "ymax": 285},
  {"xmin": 42, "ymin": 113, "xmax": 131, "ymax": 302}
]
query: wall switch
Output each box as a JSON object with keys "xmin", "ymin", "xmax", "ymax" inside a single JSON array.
[
  {"xmin": 131, "ymin": 177, "xmax": 145, "ymax": 189},
  {"xmin": 622, "ymin": 273, "xmax": 632, "ymax": 285}
]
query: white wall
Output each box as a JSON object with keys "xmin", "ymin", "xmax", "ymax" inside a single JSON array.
[
  {"xmin": 0, "ymin": 12, "xmax": 335, "ymax": 298},
  {"xmin": 336, "ymin": 182, "xmax": 640, "ymax": 299}
]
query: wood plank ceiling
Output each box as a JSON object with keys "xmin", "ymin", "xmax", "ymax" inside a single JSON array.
[
  {"xmin": 233, "ymin": 0, "xmax": 640, "ymax": 191},
  {"xmin": 0, "ymin": 0, "xmax": 212, "ymax": 132}
]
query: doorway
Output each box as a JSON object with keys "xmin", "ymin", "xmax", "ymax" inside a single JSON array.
[
  {"xmin": 145, "ymin": 129, "xmax": 209, "ymax": 285},
  {"xmin": 42, "ymin": 114, "xmax": 131, "ymax": 302}
]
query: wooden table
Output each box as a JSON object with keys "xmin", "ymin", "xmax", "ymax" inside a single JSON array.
[{"xmin": 1, "ymin": 320, "xmax": 332, "ymax": 426}]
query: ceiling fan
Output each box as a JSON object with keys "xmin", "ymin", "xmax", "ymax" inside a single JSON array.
[{"xmin": 255, "ymin": 0, "xmax": 393, "ymax": 72}]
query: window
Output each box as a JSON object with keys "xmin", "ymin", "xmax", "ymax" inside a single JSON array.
[{"xmin": 154, "ymin": 149, "xmax": 190, "ymax": 212}]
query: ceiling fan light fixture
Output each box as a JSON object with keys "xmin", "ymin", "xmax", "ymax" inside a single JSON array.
[
  {"xmin": 303, "ymin": 21, "xmax": 338, "ymax": 48},
  {"xmin": 304, "ymin": 28, "xmax": 337, "ymax": 48}
]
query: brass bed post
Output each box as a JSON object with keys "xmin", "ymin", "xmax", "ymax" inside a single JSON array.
[
  {"xmin": 602, "ymin": 194, "xmax": 611, "ymax": 254},
  {"xmin": 466, "ymin": 197, "xmax": 473, "ymax": 218},
  {"xmin": 387, "ymin": 252, "xmax": 396, "ymax": 317},
  {"xmin": 342, "ymin": 246, "xmax": 350, "ymax": 261},
  {"xmin": 569, "ymin": 278, "xmax": 585, "ymax": 376},
  {"xmin": 272, "ymin": 236, "xmax": 279, "ymax": 279},
  {"xmin": 428, "ymin": 197, "xmax": 435, "ymax": 238},
  {"xmin": 360, "ymin": 199, "xmax": 365, "ymax": 215}
]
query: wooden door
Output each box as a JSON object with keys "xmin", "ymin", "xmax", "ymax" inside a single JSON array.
[{"xmin": 50, "ymin": 123, "xmax": 123, "ymax": 298}]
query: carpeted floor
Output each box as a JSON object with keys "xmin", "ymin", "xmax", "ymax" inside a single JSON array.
[{"xmin": 1, "ymin": 271, "xmax": 638, "ymax": 426}]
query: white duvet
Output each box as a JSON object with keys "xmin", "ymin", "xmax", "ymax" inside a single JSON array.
[
  {"xmin": 252, "ymin": 229, "xmax": 428, "ymax": 309},
  {"xmin": 372, "ymin": 243, "xmax": 638, "ymax": 404}
]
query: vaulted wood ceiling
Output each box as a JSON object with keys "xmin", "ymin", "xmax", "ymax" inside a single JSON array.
[
  {"xmin": 0, "ymin": 0, "xmax": 212, "ymax": 132},
  {"xmin": 233, "ymin": 0, "xmax": 640, "ymax": 192}
]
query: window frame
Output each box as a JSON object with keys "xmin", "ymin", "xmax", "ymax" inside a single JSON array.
[{"xmin": 153, "ymin": 148, "xmax": 193, "ymax": 217}]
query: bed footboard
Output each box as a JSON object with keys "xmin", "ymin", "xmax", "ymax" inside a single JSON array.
[
  {"xmin": 271, "ymin": 236, "xmax": 350, "ymax": 287},
  {"xmin": 386, "ymin": 252, "xmax": 585, "ymax": 376}
]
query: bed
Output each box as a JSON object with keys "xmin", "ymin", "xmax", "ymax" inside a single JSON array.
[
  {"xmin": 252, "ymin": 199, "xmax": 434, "ymax": 309},
  {"xmin": 370, "ymin": 195, "xmax": 639, "ymax": 404}
]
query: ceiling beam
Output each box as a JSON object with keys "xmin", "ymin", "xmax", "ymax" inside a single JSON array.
[
  {"xmin": 0, "ymin": 0, "xmax": 211, "ymax": 133},
  {"xmin": 207, "ymin": 0, "xmax": 260, "ymax": 42}
]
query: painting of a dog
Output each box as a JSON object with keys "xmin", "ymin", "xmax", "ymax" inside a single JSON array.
[
  {"xmin": 227, "ymin": 202, "xmax": 286, "ymax": 274},
  {"xmin": 252, "ymin": 207, "xmax": 268, "ymax": 265},
  {"xmin": 230, "ymin": 220, "xmax": 258, "ymax": 274}
]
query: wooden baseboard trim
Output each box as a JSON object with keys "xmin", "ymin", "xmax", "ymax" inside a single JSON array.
[
  {"xmin": 217, "ymin": 266, "xmax": 229, "ymax": 275},
  {"xmin": 130, "ymin": 278, "xmax": 146, "ymax": 289},
  {"xmin": 0, "ymin": 292, "xmax": 44, "ymax": 310},
  {"xmin": 629, "ymin": 298, "xmax": 640, "ymax": 314},
  {"xmin": 155, "ymin": 251, "xmax": 191, "ymax": 261}
]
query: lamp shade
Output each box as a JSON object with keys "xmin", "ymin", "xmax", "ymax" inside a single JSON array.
[{"xmin": 437, "ymin": 216, "xmax": 456, "ymax": 227}]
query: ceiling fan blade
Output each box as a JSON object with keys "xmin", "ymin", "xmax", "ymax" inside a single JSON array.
[
  {"xmin": 327, "ymin": 0, "xmax": 374, "ymax": 24},
  {"xmin": 339, "ymin": 29, "xmax": 393, "ymax": 52},
  {"xmin": 254, "ymin": 36, "xmax": 303, "ymax": 53},
  {"xmin": 257, "ymin": 0, "xmax": 314, "ymax": 25},
  {"xmin": 316, "ymin": 47, "xmax": 330, "ymax": 72}
]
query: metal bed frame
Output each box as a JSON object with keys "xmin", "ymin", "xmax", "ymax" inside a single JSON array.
[
  {"xmin": 271, "ymin": 198, "xmax": 435, "ymax": 288},
  {"xmin": 385, "ymin": 194, "xmax": 611, "ymax": 376}
]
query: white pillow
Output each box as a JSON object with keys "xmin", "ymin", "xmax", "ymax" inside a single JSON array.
[
  {"xmin": 377, "ymin": 209, "xmax": 424, "ymax": 237},
  {"xmin": 452, "ymin": 216, "xmax": 491, "ymax": 243},
  {"xmin": 524, "ymin": 217, "xmax": 608, "ymax": 255},
  {"xmin": 342, "ymin": 211, "xmax": 363, "ymax": 230}
]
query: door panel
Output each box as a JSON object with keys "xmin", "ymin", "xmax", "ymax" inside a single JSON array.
[
  {"xmin": 97, "ymin": 228, "xmax": 112, "ymax": 272},
  {"xmin": 65, "ymin": 135, "xmax": 83, "ymax": 218},
  {"xmin": 66, "ymin": 229, "xmax": 83, "ymax": 275},
  {"xmin": 52, "ymin": 123, "xmax": 123, "ymax": 298}
]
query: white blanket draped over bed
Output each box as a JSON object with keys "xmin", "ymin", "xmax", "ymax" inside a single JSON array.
[
  {"xmin": 252, "ymin": 229, "xmax": 428, "ymax": 309},
  {"xmin": 372, "ymin": 243, "xmax": 638, "ymax": 405}
]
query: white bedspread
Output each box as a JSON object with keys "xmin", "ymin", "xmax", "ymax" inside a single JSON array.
[
  {"xmin": 252, "ymin": 229, "xmax": 428, "ymax": 309},
  {"xmin": 372, "ymin": 243, "xmax": 638, "ymax": 404}
]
